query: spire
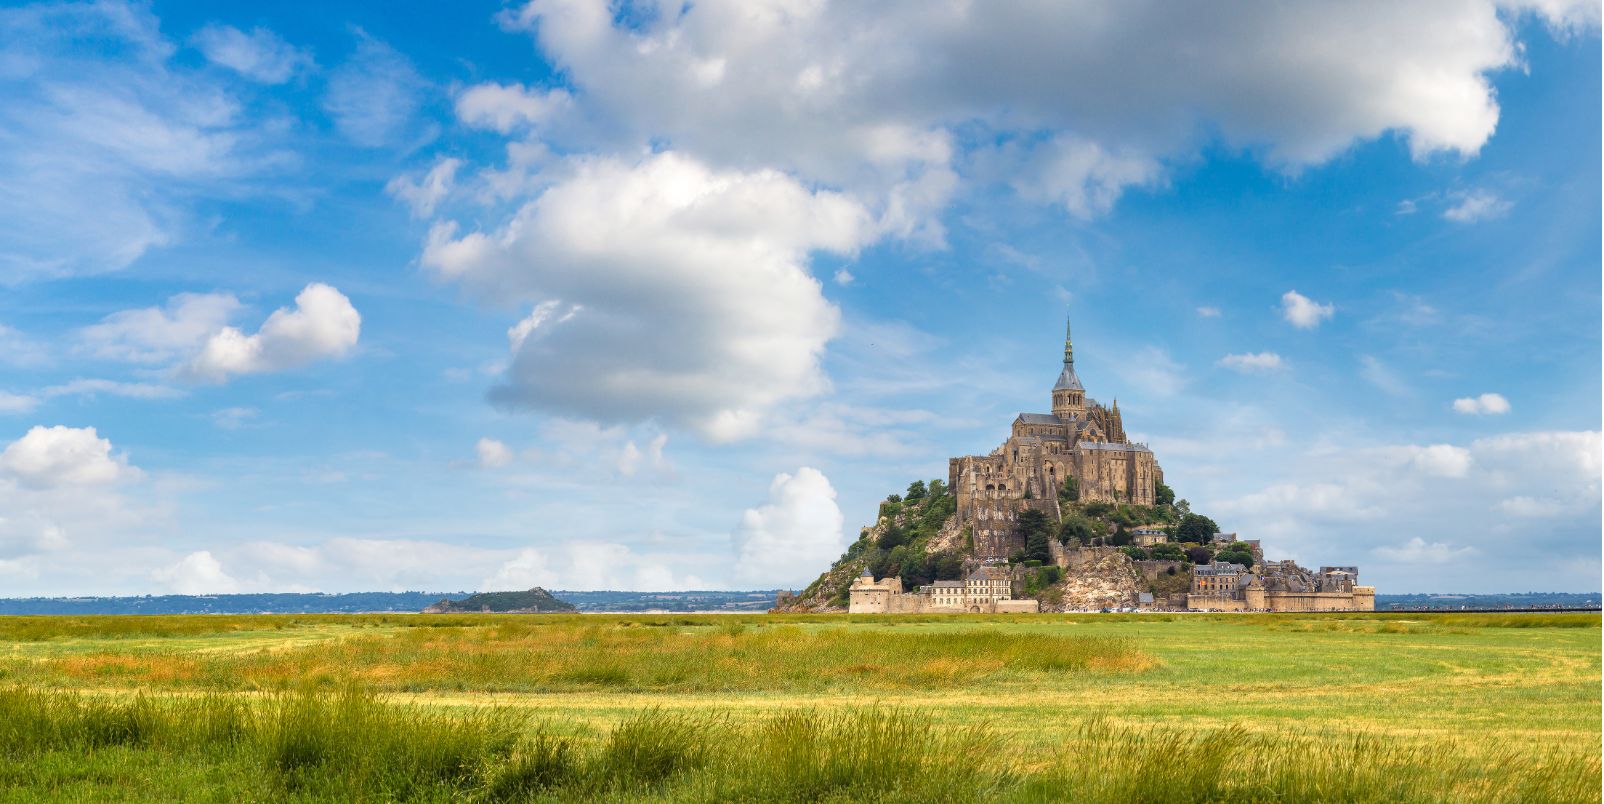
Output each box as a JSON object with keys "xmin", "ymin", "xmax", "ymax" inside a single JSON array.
[{"xmin": 1052, "ymin": 313, "xmax": 1084, "ymax": 392}]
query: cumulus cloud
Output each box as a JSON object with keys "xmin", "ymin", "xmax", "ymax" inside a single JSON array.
[
  {"xmin": 323, "ymin": 31, "xmax": 431, "ymax": 147},
  {"xmin": 1281, "ymin": 290, "xmax": 1334, "ymax": 329},
  {"xmin": 1453, "ymin": 392, "xmax": 1511, "ymax": 414},
  {"xmin": 1409, "ymin": 444, "xmax": 1473, "ymax": 478},
  {"xmin": 1209, "ymin": 429, "xmax": 1600, "ymax": 589},
  {"xmin": 617, "ymin": 434, "xmax": 673, "ymax": 478},
  {"xmin": 77, "ymin": 292, "xmax": 243, "ymax": 364},
  {"xmin": 152, "ymin": 551, "xmax": 239, "ymax": 594},
  {"xmin": 180, "ymin": 284, "xmax": 361, "ymax": 383},
  {"xmin": 1443, "ymin": 189, "xmax": 1512, "ymax": 222},
  {"xmin": 731, "ymin": 467, "xmax": 845, "ymax": 587},
  {"xmin": 475, "ymin": 438, "xmax": 514, "ymax": 468},
  {"xmin": 0, "ymin": 425, "xmax": 132, "ymax": 489},
  {"xmin": 386, "ymin": 158, "xmax": 460, "ymax": 218},
  {"xmin": 191, "ymin": 24, "xmax": 313, "ymax": 84},
  {"xmin": 424, "ymin": 152, "xmax": 866, "ymax": 440},
  {"xmin": 456, "ymin": 83, "xmax": 572, "ymax": 133},
  {"xmin": 1218, "ymin": 352, "xmax": 1284, "ymax": 373}
]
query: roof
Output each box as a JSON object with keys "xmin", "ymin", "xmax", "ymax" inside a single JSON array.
[
  {"xmin": 1016, "ymin": 413, "xmax": 1062, "ymax": 425},
  {"xmin": 1052, "ymin": 362, "xmax": 1084, "ymax": 392},
  {"xmin": 931, "ymin": 580, "xmax": 962, "ymax": 588},
  {"xmin": 1138, "ymin": 593, "xmax": 1154, "ymax": 603},
  {"xmin": 1077, "ymin": 442, "xmax": 1153, "ymax": 453}
]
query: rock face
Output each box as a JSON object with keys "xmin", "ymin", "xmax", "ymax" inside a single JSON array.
[
  {"xmin": 1042, "ymin": 551, "xmax": 1145, "ymax": 612},
  {"xmin": 421, "ymin": 587, "xmax": 577, "ymax": 614}
]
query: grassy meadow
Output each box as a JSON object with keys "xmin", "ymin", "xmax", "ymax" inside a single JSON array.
[{"xmin": 0, "ymin": 611, "xmax": 1596, "ymax": 802}]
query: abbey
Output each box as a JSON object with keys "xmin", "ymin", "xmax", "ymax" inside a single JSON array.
[{"xmin": 949, "ymin": 318, "xmax": 1164, "ymax": 558}]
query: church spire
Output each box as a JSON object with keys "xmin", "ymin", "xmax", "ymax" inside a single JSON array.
[
  {"xmin": 1063, "ymin": 317, "xmax": 1074, "ymax": 364},
  {"xmin": 1052, "ymin": 313, "xmax": 1084, "ymax": 398}
]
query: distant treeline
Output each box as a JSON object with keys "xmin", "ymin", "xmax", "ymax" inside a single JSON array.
[
  {"xmin": 1376, "ymin": 592, "xmax": 1599, "ymax": 609},
  {"xmin": 0, "ymin": 589, "xmax": 782, "ymax": 616}
]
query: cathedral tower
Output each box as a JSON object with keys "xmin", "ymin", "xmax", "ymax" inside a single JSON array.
[{"xmin": 1051, "ymin": 315, "xmax": 1086, "ymax": 421}]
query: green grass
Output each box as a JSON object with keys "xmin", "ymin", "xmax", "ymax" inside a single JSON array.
[{"xmin": 0, "ymin": 611, "xmax": 1596, "ymax": 801}]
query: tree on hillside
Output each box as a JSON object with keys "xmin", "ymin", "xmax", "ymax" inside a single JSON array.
[
  {"xmin": 1059, "ymin": 516, "xmax": 1096, "ymax": 547},
  {"xmin": 1155, "ymin": 481, "xmax": 1175, "ymax": 507},
  {"xmin": 1058, "ymin": 476, "xmax": 1079, "ymax": 503},
  {"xmin": 1107, "ymin": 525, "xmax": 1130, "ymax": 546},
  {"xmin": 1175, "ymin": 513, "xmax": 1219, "ymax": 544},
  {"xmin": 1151, "ymin": 543, "xmax": 1186, "ymax": 562},
  {"xmin": 1217, "ymin": 550, "xmax": 1254, "ymax": 568},
  {"xmin": 1185, "ymin": 546, "xmax": 1212, "ymax": 565},
  {"xmin": 1019, "ymin": 508, "xmax": 1053, "ymax": 563},
  {"xmin": 928, "ymin": 478, "xmax": 948, "ymax": 498},
  {"xmin": 905, "ymin": 480, "xmax": 927, "ymax": 502},
  {"xmin": 931, "ymin": 551, "xmax": 965, "ymax": 581},
  {"xmin": 1121, "ymin": 546, "xmax": 1149, "ymax": 561},
  {"xmin": 1174, "ymin": 498, "xmax": 1191, "ymax": 516},
  {"xmin": 876, "ymin": 521, "xmax": 909, "ymax": 550}
]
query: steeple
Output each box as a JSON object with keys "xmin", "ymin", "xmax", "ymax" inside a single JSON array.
[{"xmin": 1051, "ymin": 313, "xmax": 1085, "ymax": 421}]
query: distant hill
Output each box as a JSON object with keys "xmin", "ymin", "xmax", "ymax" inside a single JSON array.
[
  {"xmin": 0, "ymin": 589, "xmax": 783, "ymax": 615},
  {"xmin": 0, "ymin": 591, "xmax": 460, "ymax": 616},
  {"xmin": 422, "ymin": 587, "xmax": 577, "ymax": 613}
]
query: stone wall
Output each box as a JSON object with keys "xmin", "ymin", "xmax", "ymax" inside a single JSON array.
[{"xmin": 1132, "ymin": 559, "xmax": 1185, "ymax": 582}]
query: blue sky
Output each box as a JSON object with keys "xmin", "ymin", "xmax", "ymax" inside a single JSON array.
[{"xmin": 0, "ymin": 0, "xmax": 1597, "ymax": 596}]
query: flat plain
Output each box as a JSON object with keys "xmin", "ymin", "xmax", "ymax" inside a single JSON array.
[{"xmin": 0, "ymin": 611, "xmax": 1597, "ymax": 802}]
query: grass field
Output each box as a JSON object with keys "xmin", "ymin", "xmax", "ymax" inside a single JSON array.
[{"xmin": 0, "ymin": 611, "xmax": 1596, "ymax": 802}]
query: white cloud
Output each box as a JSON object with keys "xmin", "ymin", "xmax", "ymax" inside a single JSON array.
[
  {"xmin": 475, "ymin": 438, "xmax": 514, "ymax": 468},
  {"xmin": 0, "ymin": 393, "xmax": 40, "ymax": 414},
  {"xmin": 617, "ymin": 434, "xmax": 674, "ymax": 478},
  {"xmin": 1360, "ymin": 356, "xmax": 1411, "ymax": 396},
  {"xmin": 0, "ymin": 425, "xmax": 132, "ymax": 489},
  {"xmin": 1453, "ymin": 392, "xmax": 1512, "ymax": 415},
  {"xmin": 1008, "ymin": 134, "xmax": 1162, "ymax": 218},
  {"xmin": 424, "ymin": 152, "xmax": 867, "ymax": 440},
  {"xmin": 386, "ymin": 158, "xmax": 460, "ymax": 219},
  {"xmin": 1218, "ymin": 352, "xmax": 1285, "ymax": 373},
  {"xmin": 323, "ymin": 31, "xmax": 430, "ymax": 147},
  {"xmin": 191, "ymin": 24, "xmax": 313, "ymax": 84},
  {"xmin": 1196, "ymin": 307, "xmax": 1221, "ymax": 317},
  {"xmin": 1442, "ymin": 189, "xmax": 1512, "ymax": 222},
  {"xmin": 1373, "ymin": 537, "xmax": 1480, "ymax": 564},
  {"xmin": 731, "ymin": 467, "xmax": 845, "ymax": 588},
  {"xmin": 456, "ymin": 82, "xmax": 571, "ymax": 133},
  {"xmin": 77, "ymin": 292, "xmax": 243, "ymax": 364},
  {"xmin": 0, "ymin": 513, "xmax": 69, "ymax": 560},
  {"xmin": 1409, "ymin": 444, "xmax": 1473, "ymax": 478},
  {"xmin": 834, "ymin": 269, "xmax": 855, "ymax": 285},
  {"xmin": 1395, "ymin": 199, "xmax": 1419, "ymax": 214},
  {"xmin": 482, "ymin": 547, "xmax": 558, "ymax": 590},
  {"xmin": 152, "ymin": 551, "xmax": 239, "ymax": 594},
  {"xmin": 1281, "ymin": 290, "xmax": 1334, "ymax": 329},
  {"xmin": 180, "ymin": 283, "xmax": 361, "ymax": 382}
]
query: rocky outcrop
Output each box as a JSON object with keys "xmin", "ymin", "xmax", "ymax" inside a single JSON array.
[
  {"xmin": 1041, "ymin": 551, "xmax": 1145, "ymax": 612},
  {"xmin": 421, "ymin": 587, "xmax": 577, "ymax": 614}
]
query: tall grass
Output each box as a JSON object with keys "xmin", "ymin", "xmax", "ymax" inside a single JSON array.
[
  {"xmin": 2, "ymin": 623, "xmax": 1152, "ymax": 693},
  {"xmin": 0, "ymin": 688, "xmax": 1595, "ymax": 803}
]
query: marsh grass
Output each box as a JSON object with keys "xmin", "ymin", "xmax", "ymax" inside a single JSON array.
[
  {"xmin": 4, "ymin": 623, "xmax": 1151, "ymax": 693},
  {"xmin": 0, "ymin": 687, "xmax": 1596, "ymax": 803}
]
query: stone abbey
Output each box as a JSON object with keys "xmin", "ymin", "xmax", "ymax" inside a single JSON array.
[{"xmin": 950, "ymin": 317, "xmax": 1163, "ymax": 558}]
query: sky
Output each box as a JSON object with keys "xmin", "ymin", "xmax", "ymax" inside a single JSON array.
[{"xmin": 0, "ymin": 0, "xmax": 1598, "ymax": 597}]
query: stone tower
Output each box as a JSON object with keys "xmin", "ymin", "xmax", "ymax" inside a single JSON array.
[{"xmin": 1051, "ymin": 316, "xmax": 1086, "ymax": 421}]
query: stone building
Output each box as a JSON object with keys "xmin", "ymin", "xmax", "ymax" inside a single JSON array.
[
  {"xmin": 949, "ymin": 316, "xmax": 1164, "ymax": 558},
  {"xmin": 1187, "ymin": 559, "xmax": 1375, "ymax": 611},
  {"xmin": 848, "ymin": 564, "xmax": 1040, "ymax": 614}
]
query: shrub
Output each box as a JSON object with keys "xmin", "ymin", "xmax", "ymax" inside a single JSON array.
[{"xmin": 1185, "ymin": 547, "xmax": 1212, "ymax": 565}]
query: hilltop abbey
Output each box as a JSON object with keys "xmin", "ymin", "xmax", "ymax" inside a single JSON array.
[{"xmin": 950, "ymin": 318, "xmax": 1163, "ymax": 558}]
